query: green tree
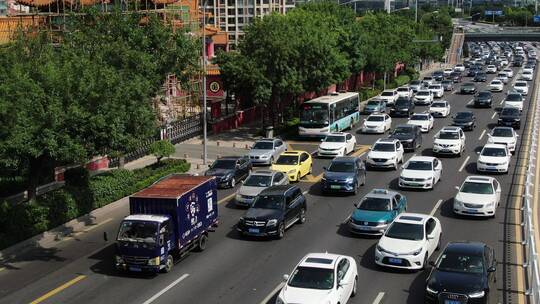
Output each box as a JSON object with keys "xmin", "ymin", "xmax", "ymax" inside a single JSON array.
[
  {"xmin": 0, "ymin": 9, "xmax": 200, "ymax": 199},
  {"xmin": 149, "ymin": 140, "xmax": 176, "ymax": 164}
]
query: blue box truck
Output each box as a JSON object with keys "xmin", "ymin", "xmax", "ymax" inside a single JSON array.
[{"xmin": 114, "ymin": 174, "xmax": 218, "ymax": 273}]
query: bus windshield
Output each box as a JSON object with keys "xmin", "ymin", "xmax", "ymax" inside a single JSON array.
[{"xmin": 300, "ymin": 103, "xmax": 329, "ymax": 128}]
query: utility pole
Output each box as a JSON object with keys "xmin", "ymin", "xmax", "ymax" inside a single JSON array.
[
  {"xmin": 415, "ymin": 0, "xmax": 418, "ymax": 22},
  {"xmin": 202, "ymin": 0, "xmax": 208, "ymax": 165}
]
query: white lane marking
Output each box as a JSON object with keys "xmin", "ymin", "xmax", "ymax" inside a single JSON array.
[
  {"xmin": 259, "ymin": 282, "xmax": 285, "ymax": 304},
  {"xmin": 467, "ymin": 99, "xmax": 473, "ymax": 105},
  {"xmin": 491, "ymin": 112, "xmax": 497, "ymax": 119},
  {"xmin": 451, "ymin": 90, "xmax": 457, "ymax": 95},
  {"xmin": 499, "ymin": 99, "xmax": 504, "ymax": 105},
  {"xmin": 458, "ymin": 156, "xmax": 470, "ymax": 172},
  {"xmin": 142, "ymin": 274, "xmax": 190, "ymax": 304},
  {"xmin": 430, "ymin": 199, "xmax": 444, "ymax": 216},
  {"xmin": 373, "ymin": 292, "xmax": 385, "ymax": 304},
  {"xmin": 302, "ymin": 190, "xmax": 308, "ymax": 195},
  {"xmin": 478, "ymin": 130, "xmax": 486, "ymax": 141}
]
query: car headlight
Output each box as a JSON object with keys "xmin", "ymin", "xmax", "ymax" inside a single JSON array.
[
  {"xmin": 239, "ymin": 217, "xmax": 245, "ymax": 223},
  {"xmin": 426, "ymin": 285, "xmax": 438, "ymax": 295},
  {"xmin": 147, "ymin": 256, "xmax": 160, "ymax": 266},
  {"xmin": 345, "ymin": 177, "xmax": 354, "ymax": 183},
  {"xmin": 389, "ymin": 156, "xmax": 396, "ymax": 160},
  {"xmin": 267, "ymin": 219, "xmax": 278, "ymax": 227},
  {"xmin": 377, "ymin": 219, "xmax": 390, "ymax": 225},
  {"xmin": 468, "ymin": 290, "xmax": 485, "ymax": 298},
  {"xmin": 115, "ymin": 255, "xmax": 124, "ymax": 264},
  {"xmin": 454, "ymin": 199, "xmax": 463, "ymax": 207},
  {"xmin": 404, "ymin": 138, "xmax": 414, "ymax": 142},
  {"xmin": 223, "ymin": 173, "xmax": 233, "ymax": 180},
  {"xmin": 376, "ymin": 244, "xmax": 385, "ymax": 253},
  {"xmin": 287, "ymin": 169, "xmax": 296, "ymax": 174},
  {"xmin": 411, "ymin": 247, "xmax": 423, "ymax": 256},
  {"xmin": 260, "ymin": 155, "xmax": 269, "ymax": 159}
]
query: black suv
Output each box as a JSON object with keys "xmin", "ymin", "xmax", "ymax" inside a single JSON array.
[
  {"xmin": 205, "ymin": 156, "xmax": 252, "ymax": 188},
  {"xmin": 452, "ymin": 111, "xmax": 476, "ymax": 131},
  {"xmin": 474, "ymin": 91, "xmax": 493, "ymax": 108},
  {"xmin": 498, "ymin": 107, "xmax": 521, "ymax": 129},
  {"xmin": 237, "ymin": 185, "xmax": 306, "ymax": 239},
  {"xmin": 389, "ymin": 124, "xmax": 422, "ymax": 151},
  {"xmin": 425, "ymin": 242, "xmax": 496, "ymax": 304},
  {"xmin": 390, "ymin": 97, "xmax": 415, "ymax": 117}
]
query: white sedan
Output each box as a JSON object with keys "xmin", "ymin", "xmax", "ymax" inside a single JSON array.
[
  {"xmin": 433, "ymin": 126, "xmax": 466, "ymax": 156},
  {"xmin": 476, "ymin": 144, "xmax": 511, "ymax": 174},
  {"xmin": 486, "ymin": 65, "xmax": 497, "ymax": 73},
  {"xmin": 488, "ymin": 126, "xmax": 518, "ymax": 152},
  {"xmin": 489, "ymin": 79, "xmax": 504, "ymax": 92},
  {"xmin": 443, "ymin": 68, "xmax": 453, "ymax": 77},
  {"xmin": 375, "ymin": 213, "xmax": 442, "ymax": 270},
  {"xmin": 453, "ymin": 176, "xmax": 501, "ymax": 217},
  {"xmin": 513, "ymin": 80, "xmax": 529, "ymax": 96},
  {"xmin": 277, "ymin": 253, "xmax": 358, "ymax": 304},
  {"xmin": 428, "ymin": 84, "xmax": 444, "ymax": 98},
  {"xmin": 521, "ymin": 70, "xmax": 534, "ymax": 81},
  {"xmin": 503, "ymin": 68, "xmax": 514, "ymax": 78},
  {"xmin": 379, "ymin": 89, "xmax": 399, "ymax": 106},
  {"xmin": 396, "ymin": 86, "xmax": 413, "ymax": 98},
  {"xmin": 429, "ymin": 101, "xmax": 451, "ymax": 118},
  {"xmin": 361, "ymin": 114, "xmax": 392, "ymax": 134},
  {"xmin": 317, "ymin": 132, "xmax": 356, "ymax": 157},
  {"xmin": 454, "ymin": 64, "xmax": 465, "ymax": 72},
  {"xmin": 413, "ymin": 90, "xmax": 434, "ymax": 105},
  {"xmin": 407, "ymin": 113, "xmax": 434, "ymax": 133},
  {"xmin": 398, "ymin": 156, "xmax": 442, "ymax": 190}
]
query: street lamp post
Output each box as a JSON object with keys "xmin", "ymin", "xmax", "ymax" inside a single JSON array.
[{"xmin": 202, "ymin": 0, "xmax": 208, "ymax": 165}]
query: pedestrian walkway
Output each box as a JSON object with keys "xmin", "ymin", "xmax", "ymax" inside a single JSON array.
[{"xmin": 448, "ymin": 32, "xmax": 465, "ymax": 65}]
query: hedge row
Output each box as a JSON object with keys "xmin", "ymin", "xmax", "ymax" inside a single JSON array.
[{"xmin": 0, "ymin": 159, "xmax": 190, "ymax": 250}]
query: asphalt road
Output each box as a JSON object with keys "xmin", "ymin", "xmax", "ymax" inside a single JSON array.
[{"xmin": 0, "ymin": 63, "xmax": 535, "ymax": 304}]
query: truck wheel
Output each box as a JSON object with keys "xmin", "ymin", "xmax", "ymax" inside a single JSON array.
[
  {"xmin": 277, "ymin": 222, "xmax": 285, "ymax": 239},
  {"xmin": 196, "ymin": 234, "xmax": 208, "ymax": 252},
  {"xmin": 164, "ymin": 255, "xmax": 174, "ymax": 273}
]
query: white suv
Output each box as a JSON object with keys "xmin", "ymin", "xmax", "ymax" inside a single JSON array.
[
  {"xmin": 375, "ymin": 213, "xmax": 442, "ymax": 270},
  {"xmin": 476, "ymin": 144, "xmax": 511, "ymax": 174},
  {"xmin": 379, "ymin": 89, "xmax": 399, "ymax": 106},
  {"xmin": 413, "ymin": 90, "xmax": 434, "ymax": 105},
  {"xmin": 513, "ymin": 80, "xmax": 529, "ymax": 96},
  {"xmin": 433, "ymin": 126, "xmax": 466, "ymax": 156},
  {"xmin": 399, "ymin": 156, "xmax": 442, "ymax": 190},
  {"xmin": 428, "ymin": 84, "xmax": 444, "ymax": 98},
  {"xmin": 407, "ymin": 113, "xmax": 434, "ymax": 133},
  {"xmin": 366, "ymin": 138, "xmax": 404, "ymax": 170},
  {"xmin": 361, "ymin": 114, "xmax": 392, "ymax": 134},
  {"xmin": 396, "ymin": 86, "xmax": 413, "ymax": 98},
  {"xmin": 488, "ymin": 127, "xmax": 518, "ymax": 152},
  {"xmin": 453, "ymin": 176, "xmax": 501, "ymax": 217}
]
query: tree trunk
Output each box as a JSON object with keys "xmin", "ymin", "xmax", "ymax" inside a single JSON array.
[{"xmin": 27, "ymin": 156, "xmax": 45, "ymax": 201}]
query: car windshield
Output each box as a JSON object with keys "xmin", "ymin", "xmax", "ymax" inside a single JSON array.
[
  {"xmin": 397, "ymin": 88, "xmax": 409, "ymax": 92},
  {"xmin": 275, "ymin": 155, "xmax": 299, "ymax": 165},
  {"xmin": 410, "ymin": 80, "xmax": 421, "ymax": 85},
  {"xmin": 252, "ymin": 195, "xmax": 284, "ymax": 210},
  {"xmin": 492, "ymin": 128, "xmax": 513, "ymax": 137},
  {"xmin": 501, "ymin": 108, "xmax": 520, "ymax": 116},
  {"xmin": 478, "ymin": 92, "xmax": 491, "ymax": 98},
  {"xmin": 243, "ymin": 175, "xmax": 272, "ymax": 187},
  {"xmin": 288, "ymin": 266, "xmax": 334, "ymax": 290},
  {"xmin": 385, "ymin": 222, "xmax": 424, "ymax": 241},
  {"xmin": 324, "ymin": 135, "xmax": 346, "ymax": 143},
  {"xmin": 460, "ymin": 182, "xmax": 494, "ymax": 194},
  {"xmin": 438, "ymin": 131, "xmax": 459, "ymax": 139},
  {"xmin": 428, "ymin": 85, "xmax": 440, "ymax": 89},
  {"xmin": 395, "ymin": 100, "xmax": 409, "ymax": 107},
  {"xmin": 411, "ymin": 115, "xmax": 428, "ymax": 121},
  {"xmin": 117, "ymin": 221, "xmax": 158, "ymax": 244},
  {"xmin": 482, "ymin": 147, "xmax": 507, "ymax": 157},
  {"xmin": 392, "ymin": 127, "xmax": 412, "ymax": 136},
  {"xmin": 358, "ymin": 197, "xmax": 391, "ymax": 211},
  {"xmin": 416, "ymin": 91, "xmax": 430, "ymax": 96},
  {"xmin": 252, "ymin": 141, "xmax": 273, "ymax": 150},
  {"xmin": 367, "ymin": 100, "xmax": 380, "ymax": 106},
  {"xmin": 491, "ymin": 81, "xmax": 502, "ymax": 85},
  {"xmin": 381, "ymin": 92, "xmax": 394, "ymax": 96},
  {"xmin": 463, "ymin": 84, "xmax": 474, "ymax": 88},
  {"xmin": 372, "ymin": 143, "xmax": 395, "ymax": 152},
  {"xmin": 436, "ymin": 251, "xmax": 485, "ymax": 274},
  {"xmin": 367, "ymin": 116, "xmax": 384, "ymax": 122},
  {"xmin": 328, "ymin": 161, "xmax": 355, "ymax": 173},
  {"xmin": 455, "ymin": 112, "xmax": 473, "ymax": 119},
  {"xmin": 442, "ymin": 80, "xmax": 452, "ymax": 84},
  {"xmin": 515, "ymin": 83, "xmax": 527, "ymax": 87},
  {"xmin": 431, "ymin": 102, "xmax": 446, "ymax": 108},
  {"xmin": 211, "ymin": 159, "xmax": 236, "ymax": 169},
  {"xmin": 405, "ymin": 161, "xmax": 432, "ymax": 170},
  {"xmin": 498, "ymin": 74, "xmax": 507, "ymax": 78}
]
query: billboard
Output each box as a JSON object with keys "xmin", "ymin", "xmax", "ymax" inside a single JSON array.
[
  {"xmin": 534, "ymin": 15, "xmax": 540, "ymax": 23},
  {"xmin": 484, "ymin": 10, "xmax": 504, "ymax": 16}
]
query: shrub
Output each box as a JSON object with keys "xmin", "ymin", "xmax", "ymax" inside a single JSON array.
[
  {"xmin": 394, "ymin": 75, "xmax": 411, "ymax": 87},
  {"xmin": 64, "ymin": 167, "xmax": 90, "ymax": 187},
  {"xmin": 149, "ymin": 140, "xmax": 176, "ymax": 164},
  {"xmin": 358, "ymin": 88, "xmax": 381, "ymax": 101},
  {"xmin": 89, "ymin": 169, "xmax": 137, "ymax": 208}
]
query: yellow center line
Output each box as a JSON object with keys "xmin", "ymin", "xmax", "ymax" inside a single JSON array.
[
  {"xmin": 0, "ymin": 267, "xmax": 5, "ymax": 272},
  {"xmin": 30, "ymin": 275, "xmax": 86, "ymax": 304},
  {"xmin": 218, "ymin": 193, "xmax": 236, "ymax": 205}
]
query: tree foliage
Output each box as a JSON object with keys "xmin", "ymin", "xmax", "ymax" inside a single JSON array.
[
  {"xmin": 0, "ymin": 8, "xmax": 199, "ymax": 198},
  {"xmin": 149, "ymin": 140, "xmax": 176, "ymax": 164}
]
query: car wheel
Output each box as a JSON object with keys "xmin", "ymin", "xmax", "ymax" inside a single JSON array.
[
  {"xmin": 353, "ymin": 181, "xmax": 359, "ymax": 195},
  {"xmin": 436, "ymin": 234, "xmax": 442, "ymax": 251},
  {"xmin": 393, "ymin": 161, "xmax": 398, "ymax": 171},
  {"xmin": 277, "ymin": 222, "xmax": 285, "ymax": 239},
  {"xmin": 421, "ymin": 254, "xmax": 428, "ymax": 270},
  {"xmin": 163, "ymin": 255, "xmax": 174, "ymax": 273},
  {"xmin": 351, "ymin": 277, "xmax": 358, "ymax": 297},
  {"xmin": 297, "ymin": 172, "xmax": 301, "ymax": 182},
  {"xmin": 298, "ymin": 208, "xmax": 306, "ymax": 224},
  {"xmin": 309, "ymin": 165, "xmax": 313, "ymax": 175},
  {"xmin": 196, "ymin": 234, "xmax": 208, "ymax": 252},
  {"xmin": 230, "ymin": 178, "xmax": 236, "ymax": 188},
  {"xmin": 270, "ymin": 156, "xmax": 274, "ymax": 165}
]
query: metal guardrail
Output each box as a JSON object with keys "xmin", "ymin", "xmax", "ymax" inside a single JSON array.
[{"xmin": 523, "ymin": 74, "xmax": 540, "ymax": 303}]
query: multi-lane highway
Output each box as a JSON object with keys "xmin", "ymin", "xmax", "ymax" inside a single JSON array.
[{"xmin": 0, "ymin": 51, "xmax": 537, "ymax": 304}]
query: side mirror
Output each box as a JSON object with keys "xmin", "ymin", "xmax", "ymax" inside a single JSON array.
[
  {"xmin": 283, "ymin": 274, "xmax": 290, "ymax": 281},
  {"xmin": 323, "ymin": 166, "xmax": 327, "ymax": 171},
  {"xmin": 354, "ymin": 202, "xmax": 359, "ymax": 208},
  {"xmin": 320, "ymin": 138, "xmax": 324, "ymax": 142},
  {"xmin": 455, "ymin": 186, "xmax": 460, "ymax": 190},
  {"xmin": 476, "ymin": 151, "xmax": 480, "ymax": 155},
  {"xmin": 488, "ymin": 266, "xmax": 496, "ymax": 273}
]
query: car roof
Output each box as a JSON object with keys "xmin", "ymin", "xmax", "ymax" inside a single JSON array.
[
  {"xmin": 394, "ymin": 212, "xmax": 430, "ymax": 224},
  {"xmin": 217, "ymin": 156, "xmax": 245, "ymax": 161},
  {"xmin": 483, "ymin": 143, "xmax": 508, "ymax": 149},
  {"xmin": 464, "ymin": 176, "xmax": 495, "ymax": 183},
  {"xmin": 492, "ymin": 126, "xmax": 513, "ymax": 132},
  {"xmin": 395, "ymin": 124, "xmax": 417, "ymax": 129},
  {"xmin": 260, "ymin": 184, "xmax": 297, "ymax": 195},
  {"xmin": 411, "ymin": 112, "xmax": 430, "ymax": 116},
  {"xmin": 444, "ymin": 241, "xmax": 486, "ymax": 256},
  {"xmin": 249, "ymin": 170, "xmax": 278, "ymax": 177},
  {"xmin": 257, "ymin": 138, "xmax": 278, "ymax": 143},
  {"xmin": 331, "ymin": 156, "xmax": 358, "ymax": 163},
  {"xmin": 299, "ymin": 253, "xmax": 343, "ymax": 269},
  {"xmin": 365, "ymin": 188, "xmax": 399, "ymax": 199},
  {"xmin": 375, "ymin": 138, "xmax": 398, "ymax": 144},
  {"xmin": 407, "ymin": 156, "xmax": 436, "ymax": 162},
  {"xmin": 326, "ymin": 132, "xmax": 347, "ymax": 136},
  {"xmin": 440, "ymin": 126, "xmax": 461, "ymax": 132},
  {"xmin": 281, "ymin": 151, "xmax": 305, "ymax": 156},
  {"xmin": 369, "ymin": 114, "xmax": 386, "ymax": 117}
]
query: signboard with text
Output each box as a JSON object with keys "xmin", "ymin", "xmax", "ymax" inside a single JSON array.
[
  {"xmin": 484, "ymin": 10, "xmax": 504, "ymax": 16},
  {"xmin": 534, "ymin": 15, "xmax": 540, "ymax": 23}
]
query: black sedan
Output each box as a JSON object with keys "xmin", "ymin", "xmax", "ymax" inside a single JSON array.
[
  {"xmin": 473, "ymin": 72, "xmax": 487, "ymax": 82},
  {"xmin": 450, "ymin": 72, "xmax": 462, "ymax": 83},
  {"xmin": 425, "ymin": 241, "xmax": 497, "ymax": 304},
  {"xmin": 388, "ymin": 124, "xmax": 422, "ymax": 151},
  {"xmin": 474, "ymin": 91, "xmax": 493, "ymax": 108},
  {"xmin": 460, "ymin": 83, "xmax": 477, "ymax": 94},
  {"xmin": 205, "ymin": 156, "xmax": 252, "ymax": 188},
  {"xmin": 498, "ymin": 107, "xmax": 521, "ymax": 129},
  {"xmin": 452, "ymin": 111, "xmax": 476, "ymax": 131},
  {"xmin": 390, "ymin": 98, "xmax": 415, "ymax": 117}
]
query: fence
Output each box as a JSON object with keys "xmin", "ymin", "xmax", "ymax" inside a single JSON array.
[
  {"xmin": 109, "ymin": 114, "xmax": 202, "ymax": 167},
  {"xmin": 523, "ymin": 71, "xmax": 540, "ymax": 303}
]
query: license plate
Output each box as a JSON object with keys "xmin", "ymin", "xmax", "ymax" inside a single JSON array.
[
  {"xmin": 388, "ymin": 258, "xmax": 402, "ymax": 264},
  {"xmin": 330, "ymin": 185, "xmax": 341, "ymax": 189},
  {"xmin": 487, "ymin": 166, "xmax": 497, "ymax": 170},
  {"xmin": 248, "ymin": 228, "xmax": 259, "ymax": 234},
  {"xmin": 129, "ymin": 267, "xmax": 142, "ymax": 272},
  {"xmin": 445, "ymin": 300, "xmax": 461, "ymax": 304}
]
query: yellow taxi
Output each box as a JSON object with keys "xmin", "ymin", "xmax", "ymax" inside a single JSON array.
[{"xmin": 271, "ymin": 151, "xmax": 313, "ymax": 182}]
